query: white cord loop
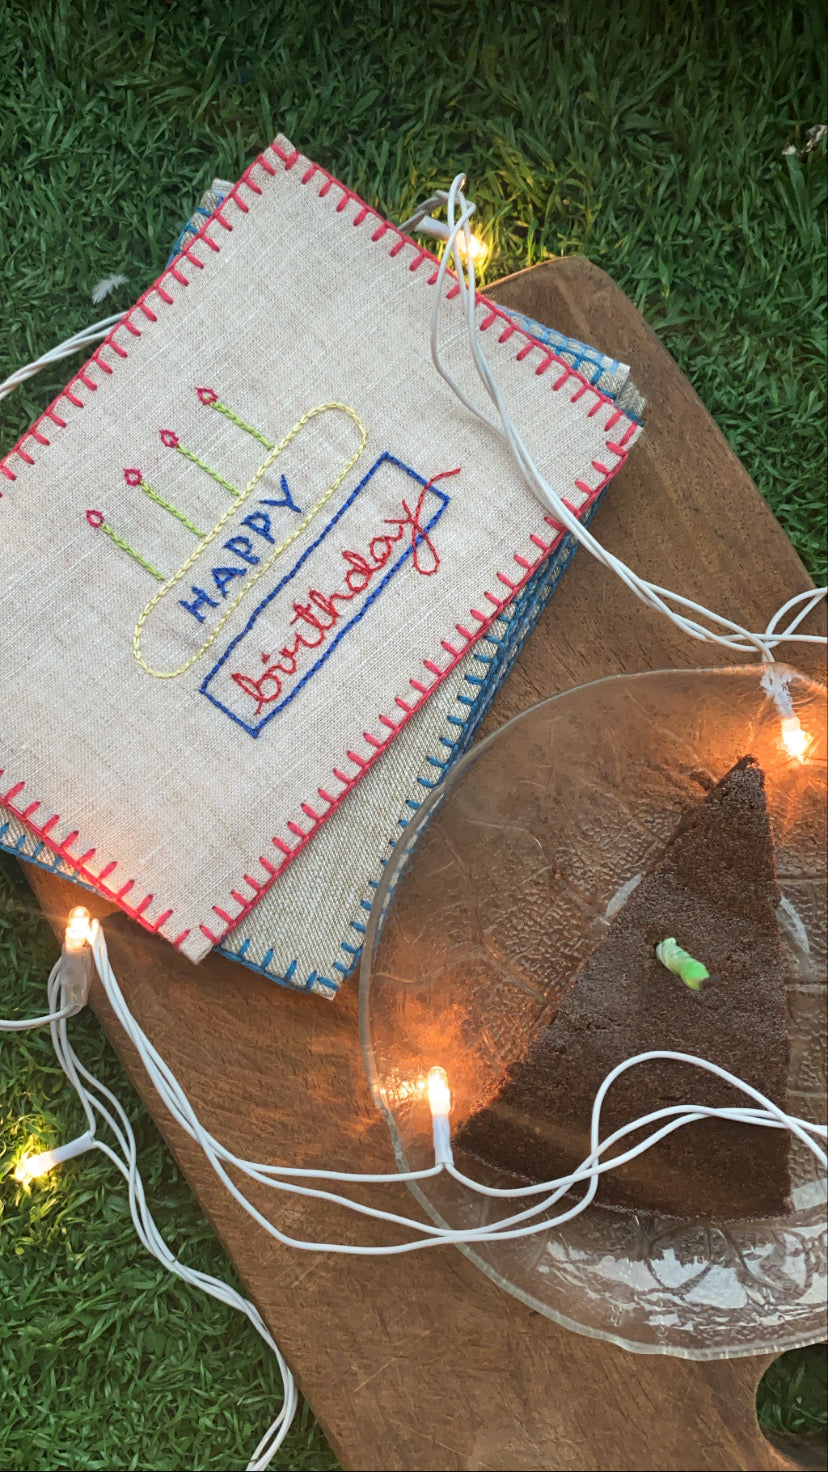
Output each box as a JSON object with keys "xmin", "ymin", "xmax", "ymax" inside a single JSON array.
[
  {"xmin": 1, "ymin": 177, "xmax": 826, "ymax": 1470},
  {"xmin": 3, "ymin": 918, "xmax": 826, "ymax": 1465},
  {"xmin": 428, "ymin": 175, "xmax": 827, "ymax": 664},
  {"xmin": 91, "ymin": 922, "xmax": 828, "ymax": 1217}
]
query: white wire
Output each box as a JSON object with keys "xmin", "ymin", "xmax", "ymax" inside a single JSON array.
[
  {"xmin": 590, "ymin": 1048, "xmax": 827, "ymax": 1167},
  {"xmin": 2, "ymin": 194, "xmax": 823, "ymax": 661},
  {"xmin": 763, "ymin": 586, "xmax": 827, "ymax": 640},
  {"xmin": 39, "ymin": 955, "xmax": 297, "ymax": 1469},
  {"xmin": 0, "ymin": 314, "xmax": 124, "ymax": 404},
  {"xmin": 0, "ymin": 960, "xmax": 73, "ymax": 1029},
  {"xmin": 88, "ymin": 924, "xmax": 827, "ymax": 1246},
  {"xmin": 428, "ymin": 176, "xmax": 827, "ymax": 664},
  {"xmin": 447, "ymin": 1103, "xmax": 827, "ymax": 1198},
  {"xmin": 4, "ymin": 925, "xmax": 826, "ymax": 1466}
]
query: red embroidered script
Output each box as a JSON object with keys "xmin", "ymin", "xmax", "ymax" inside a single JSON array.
[{"xmin": 231, "ymin": 469, "xmax": 460, "ymax": 716}]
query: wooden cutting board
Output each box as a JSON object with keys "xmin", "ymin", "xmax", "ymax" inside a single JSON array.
[{"xmin": 23, "ymin": 255, "xmax": 825, "ymax": 1472}]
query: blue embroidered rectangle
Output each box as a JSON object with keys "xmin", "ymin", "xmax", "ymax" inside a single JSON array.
[{"xmin": 200, "ymin": 452, "xmax": 450, "ymax": 737}]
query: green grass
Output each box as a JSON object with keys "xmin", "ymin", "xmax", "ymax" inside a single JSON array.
[
  {"xmin": 758, "ymin": 1344, "xmax": 828, "ymax": 1446},
  {"xmin": 0, "ymin": 1, "xmax": 826, "ymax": 1468},
  {"xmin": 0, "ymin": 859, "xmax": 338, "ymax": 1472},
  {"xmin": 1, "ymin": 0, "xmax": 825, "ymax": 579}
]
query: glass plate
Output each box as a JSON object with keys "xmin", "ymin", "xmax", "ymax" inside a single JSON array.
[{"xmin": 359, "ymin": 666, "xmax": 827, "ymax": 1358}]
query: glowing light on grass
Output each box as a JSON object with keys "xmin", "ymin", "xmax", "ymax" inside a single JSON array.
[
  {"xmin": 453, "ymin": 230, "xmax": 488, "ymax": 262},
  {"xmin": 14, "ymin": 1132, "xmax": 96, "ymax": 1184}
]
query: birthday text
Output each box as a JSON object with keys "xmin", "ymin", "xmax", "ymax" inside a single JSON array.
[{"xmin": 200, "ymin": 453, "xmax": 454, "ymax": 736}]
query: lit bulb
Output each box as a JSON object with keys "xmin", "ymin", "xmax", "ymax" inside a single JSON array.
[
  {"xmin": 64, "ymin": 905, "xmax": 92, "ymax": 952},
  {"xmin": 427, "ymin": 1066, "xmax": 451, "ymax": 1118},
  {"xmin": 14, "ymin": 1131, "xmax": 95, "ymax": 1184},
  {"xmin": 426, "ymin": 1067, "xmax": 453, "ymax": 1166},
  {"xmin": 411, "ymin": 213, "xmax": 490, "ymax": 263},
  {"xmin": 14, "ymin": 1150, "xmax": 58, "ymax": 1184},
  {"xmin": 59, "ymin": 908, "xmax": 94, "ymax": 1015},
  {"xmin": 456, "ymin": 232, "xmax": 488, "ymax": 262},
  {"xmin": 780, "ymin": 715, "xmax": 811, "ymax": 762}
]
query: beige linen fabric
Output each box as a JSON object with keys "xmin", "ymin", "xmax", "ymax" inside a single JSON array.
[
  {"xmin": 0, "ymin": 560, "xmax": 577, "ymax": 998},
  {"xmin": 0, "ymin": 615, "xmax": 492, "ymax": 996},
  {"xmin": 0, "ymin": 136, "xmax": 640, "ymax": 961},
  {"xmin": 225, "ymin": 608, "xmax": 501, "ymax": 994}
]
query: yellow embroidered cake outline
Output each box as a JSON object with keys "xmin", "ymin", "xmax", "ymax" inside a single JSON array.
[{"xmin": 106, "ymin": 401, "xmax": 366, "ymax": 679}]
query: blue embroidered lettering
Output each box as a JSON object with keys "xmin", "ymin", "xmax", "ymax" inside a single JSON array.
[
  {"xmin": 241, "ymin": 510, "xmax": 275, "ymax": 543},
  {"xmin": 223, "ymin": 535, "xmax": 260, "ymax": 566},
  {"xmin": 200, "ymin": 456, "xmax": 458, "ymax": 735},
  {"xmin": 212, "ymin": 565, "xmax": 249, "ymax": 597},
  {"xmin": 179, "ymin": 586, "xmax": 220, "ymax": 623},
  {"xmin": 258, "ymin": 474, "xmax": 302, "ymax": 515}
]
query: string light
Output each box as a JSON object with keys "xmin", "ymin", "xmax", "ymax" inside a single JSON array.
[
  {"xmin": 15, "ymin": 1132, "xmax": 96, "ymax": 1185},
  {"xmin": 760, "ymin": 665, "xmax": 816, "ymax": 760},
  {"xmin": 64, "ymin": 905, "xmax": 93, "ymax": 950},
  {"xmin": 0, "ymin": 173, "xmax": 825, "ymax": 1469},
  {"xmin": 781, "ymin": 715, "xmax": 811, "ymax": 761},
  {"xmin": 426, "ymin": 1064, "xmax": 451, "ymax": 1115},
  {"xmin": 427, "ymin": 1066, "xmax": 453, "ymax": 1164},
  {"xmin": 398, "ymin": 190, "xmax": 488, "ymax": 262},
  {"xmin": 430, "ymin": 175, "xmax": 827, "ymax": 664},
  {"xmin": 2, "ymin": 910, "xmax": 826, "ymax": 1468},
  {"xmin": 0, "ymin": 906, "xmax": 93, "ymax": 1032},
  {"xmin": 453, "ymin": 229, "xmax": 488, "ymax": 262},
  {"xmin": 420, "ymin": 216, "xmax": 488, "ymax": 261}
]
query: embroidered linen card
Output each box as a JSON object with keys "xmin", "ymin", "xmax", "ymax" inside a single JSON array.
[
  {"xmin": 0, "ymin": 136, "xmax": 641, "ymax": 963},
  {"xmin": 0, "ymin": 186, "xmax": 640, "ymax": 999},
  {"xmin": 1, "ymin": 525, "xmax": 590, "ymax": 995}
]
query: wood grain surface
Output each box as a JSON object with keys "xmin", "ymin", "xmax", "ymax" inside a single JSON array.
[{"xmin": 23, "ymin": 256, "xmax": 825, "ymax": 1472}]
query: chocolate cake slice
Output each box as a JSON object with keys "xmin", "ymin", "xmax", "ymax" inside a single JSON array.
[{"xmin": 456, "ymin": 757, "xmax": 791, "ymax": 1219}]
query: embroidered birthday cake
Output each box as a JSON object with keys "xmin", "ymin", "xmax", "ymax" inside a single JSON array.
[
  {"xmin": 456, "ymin": 756, "xmax": 792, "ymax": 1220},
  {"xmin": 0, "ymin": 135, "xmax": 642, "ymax": 966}
]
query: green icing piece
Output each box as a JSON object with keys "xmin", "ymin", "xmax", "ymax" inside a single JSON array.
[{"xmin": 655, "ymin": 937, "xmax": 711, "ymax": 992}]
